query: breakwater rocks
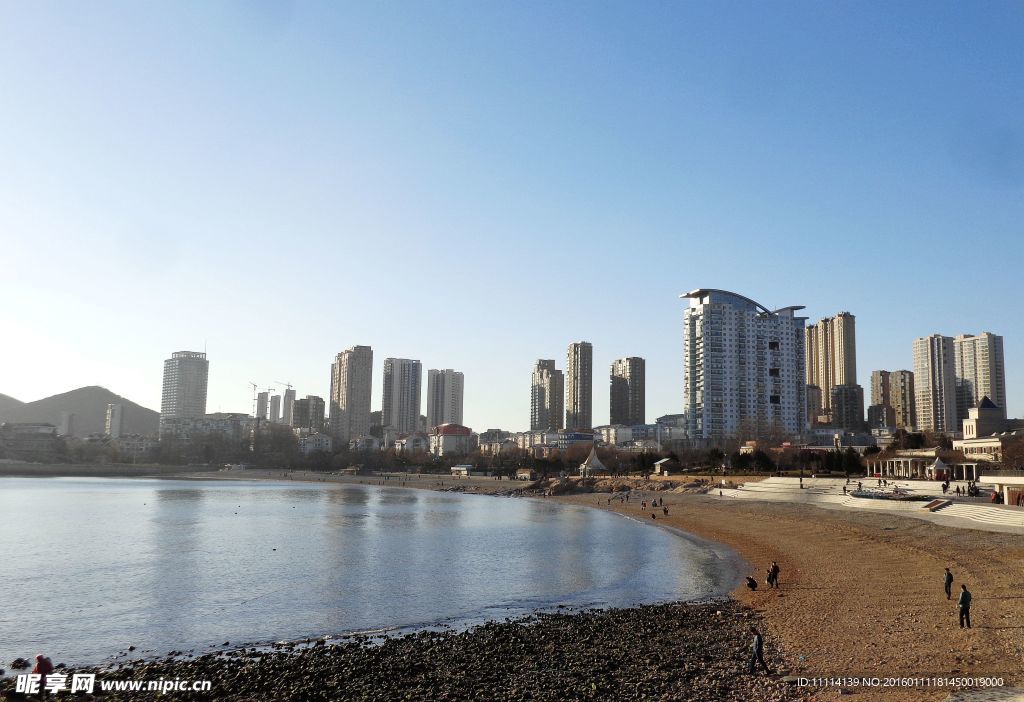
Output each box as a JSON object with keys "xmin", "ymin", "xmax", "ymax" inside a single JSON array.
[{"xmin": 1, "ymin": 602, "xmax": 803, "ymax": 701}]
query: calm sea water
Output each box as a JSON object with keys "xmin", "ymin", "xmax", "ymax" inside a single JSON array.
[{"xmin": 0, "ymin": 477, "xmax": 737, "ymax": 665}]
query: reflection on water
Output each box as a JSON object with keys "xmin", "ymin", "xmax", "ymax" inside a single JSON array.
[{"xmin": 0, "ymin": 477, "xmax": 731, "ymax": 665}]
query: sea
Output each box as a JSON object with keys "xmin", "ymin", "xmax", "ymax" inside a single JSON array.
[{"xmin": 0, "ymin": 477, "xmax": 738, "ymax": 665}]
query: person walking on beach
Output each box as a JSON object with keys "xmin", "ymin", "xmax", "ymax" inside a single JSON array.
[
  {"xmin": 769, "ymin": 561, "xmax": 780, "ymax": 588},
  {"xmin": 747, "ymin": 626, "xmax": 771, "ymax": 674},
  {"xmin": 944, "ymin": 568, "xmax": 954, "ymax": 600},
  {"xmin": 958, "ymin": 584, "xmax": 972, "ymax": 628}
]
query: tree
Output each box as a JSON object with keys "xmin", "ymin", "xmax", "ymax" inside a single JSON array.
[
  {"xmin": 842, "ymin": 447, "xmax": 862, "ymax": 477},
  {"xmin": 751, "ymin": 450, "xmax": 775, "ymax": 473}
]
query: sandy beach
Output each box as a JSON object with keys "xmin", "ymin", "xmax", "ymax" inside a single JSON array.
[{"xmin": 558, "ymin": 491, "xmax": 1024, "ymax": 701}]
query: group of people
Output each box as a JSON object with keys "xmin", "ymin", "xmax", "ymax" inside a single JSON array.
[
  {"xmin": 745, "ymin": 561, "xmax": 781, "ymax": 591},
  {"xmin": 943, "ymin": 567, "xmax": 973, "ymax": 628}
]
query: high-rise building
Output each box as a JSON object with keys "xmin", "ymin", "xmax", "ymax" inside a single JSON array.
[
  {"xmin": 867, "ymin": 404, "xmax": 896, "ymax": 429},
  {"xmin": 805, "ymin": 312, "xmax": 856, "ymax": 416},
  {"xmin": 806, "ymin": 385, "xmax": 822, "ymax": 426},
  {"xmin": 381, "ymin": 358, "xmax": 422, "ymax": 434},
  {"xmin": 682, "ymin": 289, "xmax": 806, "ymax": 441},
  {"xmin": 58, "ymin": 411, "xmax": 75, "ymax": 437},
  {"xmin": 269, "ymin": 395, "xmax": 281, "ymax": 423},
  {"xmin": 830, "ymin": 384, "xmax": 865, "ymax": 431},
  {"xmin": 610, "ymin": 357, "xmax": 645, "ymax": 426},
  {"xmin": 282, "ymin": 388, "xmax": 296, "ymax": 426},
  {"xmin": 871, "ymin": 368, "xmax": 916, "ymax": 429},
  {"xmin": 426, "ymin": 369, "xmax": 464, "ymax": 430},
  {"xmin": 530, "ymin": 360, "xmax": 564, "ymax": 431},
  {"xmin": 565, "ymin": 342, "xmax": 593, "ymax": 431},
  {"xmin": 160, "ymin": 351, "xmax": 209, "ymax": 435},
  {"xmin": 870, "ymin": 370, "xmax": 891, "ymax": 409},
  {"xmin": 105, "ymin": 403, "xmax": 124, "ymax": 438},
  {"xmin": 256, "ymin": 392, "xmax": 269, "ymax": 420},
  {"xmin": 913, "ymin": 335, "xmax": 957, "ymax": 433},
  {"xmin": 954, "ymin": 332, "xmax": 1006, "ymax": 421},
  {"xmin": 891, "ymin": 370, "xmax": 916, "ymax": 429},
  {"xmin": 330, "ymin": 345, "xmax": 374, "ymax": 442},
  {"xmin": 291, "ymin": 396, "xmax": 326, "ymax": 432}
]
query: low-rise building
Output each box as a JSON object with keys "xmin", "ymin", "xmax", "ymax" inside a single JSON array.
[
  {"xmin": 0, "ymin": 423, "xmax": 60, "ymax": 461},
  {"xmin": 429, "ymin": 423, "xmax": 473, "ymax": 456},
  {"xmin": 395, "ymin": 433, "xmax": 430, "ymax": 455},
  {"xmin": 115, "ymin": 434, "xmax": 159, "ymax": 461},
  {"xmin": 349, "ymin": 436, "xmax": 382, "ymax": 451},
  {"xmin": 480, "ymin": 439, "xmax": 518, "ymax": 456},
  {"xmin": 299, "ymin": 433, "xmax": 333, "ymax": 455}
]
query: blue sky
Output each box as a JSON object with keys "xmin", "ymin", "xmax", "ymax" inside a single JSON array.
[{"xmin": 2, "ymin": 1, "xmax": 1022, "ymax": 429}]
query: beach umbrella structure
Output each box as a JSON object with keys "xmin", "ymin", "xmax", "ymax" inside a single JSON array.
[
  {"xmin": 579, "ymin": 446, "xmax": 609, "ymax": 478},
  {"xmin": 927, "ymin": 457, "xmax": 949, "ymax": 480}
]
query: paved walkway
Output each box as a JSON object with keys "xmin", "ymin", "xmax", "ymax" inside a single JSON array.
[{"xmin": 717, "ymin": 477, "xmax": 1024, "ymax": 534}]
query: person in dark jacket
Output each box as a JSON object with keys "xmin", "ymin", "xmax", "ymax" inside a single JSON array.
[
  {"xmin": 769, "ymin": 561, "xmax": 781, "ymax": 588},
  {"xmin": 944, "ymin": 568, "xmax": 954, "ymax": 600},
  {"xmin": 958, "ymin": 584, "xmax": 972, "ymax": 628},
  {"xmin": 745, "ymin": 576, "xmax": 758, "ymax": 591},
  {"xmin": 747, "ymin": 626, "xmax": 771, "ymax": 674}
]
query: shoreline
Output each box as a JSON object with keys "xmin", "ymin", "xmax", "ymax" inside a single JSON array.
[{"xmin": 6, "ymin": 468, "xmax": 1024, "ymax": 700}]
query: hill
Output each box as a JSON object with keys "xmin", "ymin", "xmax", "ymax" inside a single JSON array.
[
  {"xmin": 0, "ymin": 393, "xmax": 24, "ymax": 417},
  {"xmin": 0, "ymin": 386, "xmax": 159, "ymax": 437}
]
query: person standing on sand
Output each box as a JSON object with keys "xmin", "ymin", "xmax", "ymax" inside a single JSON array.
[
  {"xmin": 769, "ymin": 561, "xmax": 780, "ymax": 588},
  {"xmin": 944, "ymin": 568, "xmax": 954, "ymax": 600},
  {"xmin": 747, "ymin": 626, "xmax": 771, "ymax": 674},
  {"xmin": 958, "ymin": 584, "xmax": 972, "ymax": 628}
]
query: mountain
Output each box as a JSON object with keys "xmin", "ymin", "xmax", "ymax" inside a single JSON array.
[
  {"xmin": 0, "ymin": 393, "xmax": 25, "ymax": 417},
  {"xmin": 0, "ymin": 386, "xmax": 159, "ymax": 437}
]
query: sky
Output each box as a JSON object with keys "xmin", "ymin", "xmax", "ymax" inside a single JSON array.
[{"xmin": 2, "ymin": 1, "xmax": 1023, "ymax": 430}]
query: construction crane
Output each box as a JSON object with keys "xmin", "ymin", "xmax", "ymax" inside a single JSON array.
[{"xmin": 275, "ymin": 381, "xmax": 294, "ymax": 391}]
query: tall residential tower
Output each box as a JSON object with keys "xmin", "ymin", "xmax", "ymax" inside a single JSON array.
[
  {"xmin": 682, "ymin": 289, "xmax": 806, "ymax": 441},
  {"xmin": 954, "ymin": 332, "xmax": 1006, "ymax": 420},
  {"xmin": 530, "ymin": 360, "xmax": 564, "ymax": 431},
  {"xmin": 565, "ymin": 342, "xmax": 593, "ymax": 431},
  {"xmin": 381, "ymin": 358, "xmax": 422, "ymax": 435},
  {"xmin": 426, "ymin": 369, "xmax": 464, "ymax": 430},
  {"xmin": 610, "ymin": 357, "xmax": 645, "ymax": 426},
  {"xmin": 805, "ymin": 312, "xmax": 857, "ymax": 417},
  {"xmin": 330, "ymin": 345, "xmax": 374, "ymax": 441},
  {"xmin": 159, "ymin": 351, "xmax": 209, "ymax": 435},
  {"xmin": 913, "ymin": 335, "xmax": 957, "ymax": 433}
]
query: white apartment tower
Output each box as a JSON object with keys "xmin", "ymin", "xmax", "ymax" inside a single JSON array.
[
  {"xmin": 565, "ymin": 342, "xmax": 593, "ymax": 431},
  {"xmin": 610, "ymin": 357, "xmax": 645, "ymax": 426},
  {"xmin": 269, "ymin": 395, "xmax": 281, "ymax": 423},
  {"xmin": 530, "ymin": 360, "xmax": 564, "ymax": 431},
  {"xmin": 426, "ymin": 369, "xmax": 464, "ymax": 430},
  {"xmin": 913, "ymin": 335, "xmax": 957, "ymax": 433},
  {"xmin": 954, "ymin": 332, "xmax": 1006, "ymax": 420},
  {"xmin": 160, "ymin": 351, "xmax": 209, "ymax": 435},
  {"xmin": 330, "ymin": 345, "xmax": 374, "ymax": 442},
  {"xmin": 805, "ymin": 312, "xmax": 856, "ymax": 415},
  {"xmin": 682, "ymin": 289, "xmax": 806, "ymax": 441},
  {"xmin": 282, "ymin": 388, "xmax": 296, "ymax": 426},
  {"xmin": 105, "ymin": 403, "xmax": 124, "ymax": 438},
  {"xmin": 382, "ymin": 358, "xmax": 422, "ymax": 435}
]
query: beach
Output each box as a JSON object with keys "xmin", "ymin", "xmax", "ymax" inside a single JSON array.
[
  {"xmin": 3, "ymin": 465, "xmax": 1022, "ymax": 701},
  {"xmin": 559, "ymin": 491, "xmax": 1024, "ymax": 701}
]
